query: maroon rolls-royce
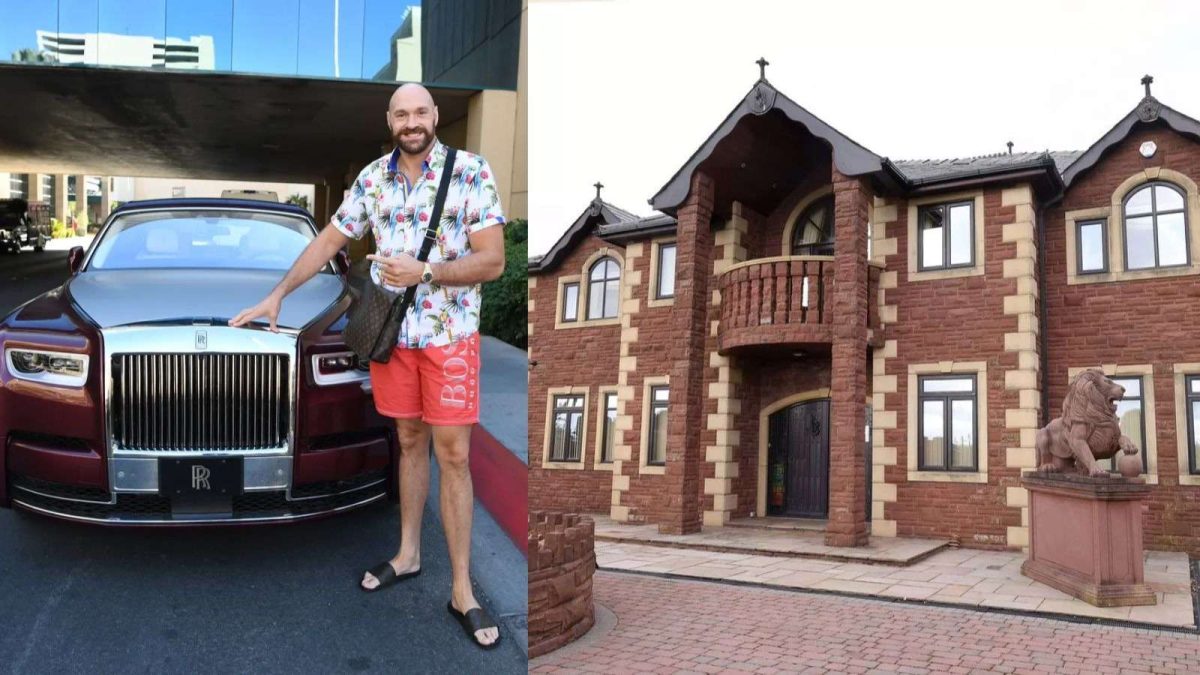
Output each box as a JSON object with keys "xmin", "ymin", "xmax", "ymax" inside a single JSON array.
[{"xmin": 0, "ymin": 198, "xmax": 397, "ymax": 524}]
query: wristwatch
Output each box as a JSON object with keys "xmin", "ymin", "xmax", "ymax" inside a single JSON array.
[{"xmin": 420, "ymin": 262, "xmax": 434, "ymax": 284}]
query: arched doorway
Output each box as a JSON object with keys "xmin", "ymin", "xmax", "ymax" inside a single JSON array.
[{"xmin": 766, "ymin": 399, "xmax": 830, "ymax": 518}]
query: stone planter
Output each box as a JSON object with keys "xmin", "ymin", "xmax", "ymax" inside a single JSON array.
[
  {"xmin": 528, "ymin": 512, "xmax": 596, "ymax": 658},
  {"xmin": 1021, "ymin": 472, "xmax": 1155, "ymax": 607}
]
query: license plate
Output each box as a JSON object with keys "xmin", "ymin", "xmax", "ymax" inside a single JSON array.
[{"xmin": 159, "ymin": 457, "xmax": 243, "ymax": 496}]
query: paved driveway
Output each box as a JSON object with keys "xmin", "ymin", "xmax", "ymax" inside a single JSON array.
[{"xmin": 532, "ymin": 571, "xmax": 1200, "ymax": 674}]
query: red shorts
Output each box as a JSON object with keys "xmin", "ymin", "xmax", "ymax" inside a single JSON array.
[{"xmin": 369, "ymin": 333, "xmax": 480, "ymax": 426}]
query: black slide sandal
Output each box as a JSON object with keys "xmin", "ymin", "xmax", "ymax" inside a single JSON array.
[
  {"xmin": 359, "ymin": 562, "xmax": 420, "ymax": 592},
  {"xmin": 446, "ymin": 601, "xmax": 502, "ymax": 650}
]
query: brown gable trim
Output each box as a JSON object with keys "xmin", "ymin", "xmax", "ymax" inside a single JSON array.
[
  {"xmin": 649, "ymin": 79, "xmax": 889, "ymax": 214},
  {"xmin": 527, "ymin": 200, "xmax": 632, "ymax": 273},
  {"xmin": 1062, "ymin": 97, "xmax": 1200, "ymax": 189}
]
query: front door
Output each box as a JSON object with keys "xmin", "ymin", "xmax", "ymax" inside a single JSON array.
[{"xmin": 767, "ymin": 399, "xmax": 830, "ymax": 518}]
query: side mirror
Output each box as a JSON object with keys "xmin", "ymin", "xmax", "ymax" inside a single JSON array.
[
  {"xmin": 68, "ymin": 246, "xmax": 84, "ymax": 274},
  {"xmin": 336, "ymin": 250, "xmax": 350, "ymax": 275}
]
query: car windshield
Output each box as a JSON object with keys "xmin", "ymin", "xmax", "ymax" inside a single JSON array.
[{"xmin": 87, "ymin": 208, "xmax": 326, "ymax": 272}]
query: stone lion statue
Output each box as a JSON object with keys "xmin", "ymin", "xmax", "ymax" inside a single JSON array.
[{"xmin": 1035, "ymin": 368, "xmax": 1139, "ymax": 477}]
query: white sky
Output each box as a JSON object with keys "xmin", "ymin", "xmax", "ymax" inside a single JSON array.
[{"xmin": 528, "ymin": 0, "xmax": 1200, "ymax": 255}]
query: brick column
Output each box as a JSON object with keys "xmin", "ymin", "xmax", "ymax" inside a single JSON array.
[
  {"xmin": 826, "ymin": 170, "xmax": 870, "ymax": 547},
  {"xmin": 660, "ymin": 171, "xmax": 715, "ymax": 535},
  {"xmin": 1000, "ymin": 185, "xmax": 1041, "ymax": 549},
  {"xmin": 703, "ymin": 201, "xmax": 749, "ymax": 527}
]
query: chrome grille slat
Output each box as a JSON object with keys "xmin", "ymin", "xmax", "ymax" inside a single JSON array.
[{"xmin": 113, "ymin": 353, "xmax": 288, "ymax": 452}]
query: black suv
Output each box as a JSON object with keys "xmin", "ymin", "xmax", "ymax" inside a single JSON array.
[{"xmin": 0, "ymin": 199, "xmax": 50, "ymax": 253}]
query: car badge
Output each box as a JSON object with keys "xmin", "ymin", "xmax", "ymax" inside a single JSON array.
[{"xmin": 195, "ymin": 330, "xmax": 208, "ymax": 351}]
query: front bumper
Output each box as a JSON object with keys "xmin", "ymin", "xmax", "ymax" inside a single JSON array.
[{"xmin": 6, "ymin": 430, "xmax": 392, "ymax": 524}]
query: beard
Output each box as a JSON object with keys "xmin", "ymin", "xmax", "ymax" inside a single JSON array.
[{"xmin": 393, "ymin": 124, "xmax": 435, "ymax": 156}]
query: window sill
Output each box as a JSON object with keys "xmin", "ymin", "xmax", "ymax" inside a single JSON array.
[
  {"xmin": 1173, "ymin": 474, "xmax": 1200, "ymax": 486},
  {"xmin": 908, "ymin": 265, "xmax": 984, "ymax": 282},
  {"xmin": 639, "ymin": 464, "xmax": 666, "ymax": 475},
  {"xmin": 554, "ymin": 317, "xmax": 621, "ymax": 330},
  {"xmin": 906, "ymin": 470, "xmax": 987, "ymax": 484},
  {"xmin": 541, "ymin": 460, "xmax": 588, "ymax": 470},
  {"xmin": 647, "ymin": 296, "xmax": 674, "ymax": 309},
  {"xmin": 1067, "ymin": 262, "xmax": 1200, "ymax": 285}
]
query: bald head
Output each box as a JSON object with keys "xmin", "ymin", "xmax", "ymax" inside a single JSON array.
[
  {"xmin": 389, "ymin": 83, "xmax": 435, "ymax": 112},
  {"xmin": 386, "ymin": 83, "xmax": 439, "ymax": 158}
]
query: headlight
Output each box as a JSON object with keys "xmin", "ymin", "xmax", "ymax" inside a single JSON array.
[
  {"xmin": 311, "ymin": 350, "xmax": 369, "ymax": 386},
  {"xmin": 5, "ymin": 348, "xmax": 89, "ymax": 387}
]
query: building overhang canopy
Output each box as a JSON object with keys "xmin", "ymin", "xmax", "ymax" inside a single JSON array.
[{"xmin": 0, "ymin": 63, "xmax": 474, "ymax": 183}]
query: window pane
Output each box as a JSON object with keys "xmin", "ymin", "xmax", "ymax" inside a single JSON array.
[
  {"xmin": 1126, "ymin": 186, "xmax": 1153, "ymax": 216},
  {"xmin": 1116, "ymin": 399, "xmax": 1142, "ymax": 452},
  {"xmin": 603, "ymin": 393, "xmax": 617, "ymax": 462},
  {"xmin": 950, "ymin": 399, "xmax": 975, "ymax": 470},
  {"xmin": 604, "ymin": 280, "xmax": 619, "ymax": 317},
  {"xmin": 949, "ymin": 204, "xmax": 972, "ymax": 264},
  {"xmin": 1126, "ymin": 216, "xmax": 1156, "ymax": 269},
  {"xmin": 588, "ymin": 281, "xmax": 605, "ymax": 318},
  {"xmin": 1157, "ymin": 212, "xmax": 1188, "ymax": 266},
  {"xmin": 553, "ymin": 411, "xmax": 568, "ymax": 460},
  {"xmin": 1192, "ymin": 401, "xmax": 1200, "ymax": 472},
  {"xmin": 653, "ymin": 386, "xmax": 670, "ymax": 402},
  {"xmin": 651, "ymin": 407, "xmax": 668, "ymax": 463},
  {"xmin": 921, "ymin": 400, "xmax": 945, "ymax": 468},
  {"xmin": 1079, "ymin": 222, "xmax": 1105, "ymax": 272},
  {"xmin": 1155, "ymin": 185, "xmax": 1184, "ymax": 212},
  {"xmin": 1191, "ymin": 378, "xmax": 1200, "ymax": 395},
  {"xmin": 567, "ymin": 411, "xmax": 582, "ymax": 460},
  {"xmin": 659, "ymin": 245, "xmax": 676, "ymax": 297},
  {"xmin": 922, "ymin": 377, "xmax": 973, "ymax": 393},
  {"xmin": 919, "ymin": 207, "xmax": 944, "ymax": 268},
  {"xmin": 563, "ymin": 284, "xmax": 578, "ymax": 321},
  {"xmin": 1112, "ymin": 377, "xmax": 1140, "ymax": 398}
]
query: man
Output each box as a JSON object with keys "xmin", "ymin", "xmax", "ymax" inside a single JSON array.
[{"xmin": 229, "ymin": 83, "xmax": 506, "ymax": 649}]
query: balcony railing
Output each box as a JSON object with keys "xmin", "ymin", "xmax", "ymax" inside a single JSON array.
[
  {"xmin": 716, "ymin": 256, "xmax": 883, "ymax": 352},
  {"xmin": 717, "ymin": 256, "xmax": 833, "ymax": 352}
]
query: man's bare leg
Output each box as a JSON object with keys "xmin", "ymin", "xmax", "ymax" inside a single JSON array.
[
  {"xmin": 432, "ymin": 424, "xmax": 498, "ymax": 646},
  {"xmin": 361, "ymin": 418, "xmax": 429, "ymax": 589}
]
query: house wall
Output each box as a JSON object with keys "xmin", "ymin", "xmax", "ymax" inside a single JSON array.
[
  {"xmin": 527, "ymin": 233, "xmax": 623, "ymax": 515},
  {"xmin": 528, "ymin": 118, "xmax": 1200, "ymax": 555},
  {"xmin": 1044, "ymin": 123, "xmax": 1200, "ymax": 555}
]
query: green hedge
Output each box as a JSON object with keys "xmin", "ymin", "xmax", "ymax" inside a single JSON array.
[{"xmin": 480, "ymin": 219, "xmax": 527, "ymax": 349}]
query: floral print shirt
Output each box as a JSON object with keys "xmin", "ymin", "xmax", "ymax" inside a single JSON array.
[{"xmin": 333, "ymin": 139, "xmax": 506, "ymax": 349}]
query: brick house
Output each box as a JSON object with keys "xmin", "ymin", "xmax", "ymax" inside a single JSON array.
[{"xmin": 527, "ymin": 70, "xmax": 1200, "ymax": 553}]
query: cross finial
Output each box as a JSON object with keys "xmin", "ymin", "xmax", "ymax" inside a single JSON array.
[
  {"xmin": 1142, "ymin": 74, "xmax": 1153, "ymax": 98},
  {"xmin": 593, "ymin": 181, "xmax": 604, "ymax": 201},
  {"xmin": 756, "ymin": 57, "xmax": 769, "ymax": 81},
  {"xmin": 1006, "ymin": 140, "xmax": 1014, "ymax": 155}
]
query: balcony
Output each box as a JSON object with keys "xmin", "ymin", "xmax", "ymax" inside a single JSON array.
[{"xmin": 716, "ymin": 256, "xmax": 883, "ymax": 353}]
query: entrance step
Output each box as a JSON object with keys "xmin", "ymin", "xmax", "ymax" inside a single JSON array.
[
  {"xmin": 728, "ymin": 516, "xmax": 827, "ymax": 532},
  {"xmin": 592, "ymin": 516, "xmax": 949, "ymax": 566}
]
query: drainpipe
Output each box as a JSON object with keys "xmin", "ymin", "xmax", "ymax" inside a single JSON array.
[{"xmin": 1036, "ymin": 193, "xmax": 1063, "ymax": 426}]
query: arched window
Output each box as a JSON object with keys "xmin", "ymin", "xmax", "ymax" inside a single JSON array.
[
  {"xmin": 1123, "ymin": 182, "xmax": 1188, "ymax": 270},
  {"xmin": 587, "ymin": 257, "xmax": 620, "ymax": 319},
  {"xmin": 790, "ymin": 195, "xmax": 835, "ymax": 256}
]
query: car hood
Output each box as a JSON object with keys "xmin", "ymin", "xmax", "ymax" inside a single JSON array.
[{"xmin": 66, "ymin": 269, "xmax": 347, "ymax": 330}]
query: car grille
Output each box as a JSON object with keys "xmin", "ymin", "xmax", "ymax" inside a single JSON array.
[{"xmin": 111, "ymin": 353, "xmax": 289, "ymax": 451}]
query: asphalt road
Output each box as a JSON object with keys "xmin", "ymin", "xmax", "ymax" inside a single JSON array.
[
  {"xmin": 0, "ymin": 249, "xmax": 71, "ymax": 317},
  {"xmin": 0, "ymin": 500, "xmax": 527, "ymax": 674},
  {"xmin": 0, "ymin": 250, "xmax": 527, "ymax": 673}
]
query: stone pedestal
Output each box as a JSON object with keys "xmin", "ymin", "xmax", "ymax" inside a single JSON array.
[{"xmin": 1021, "ymin": 472, "xmax": 1155, "ymax": 607}]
